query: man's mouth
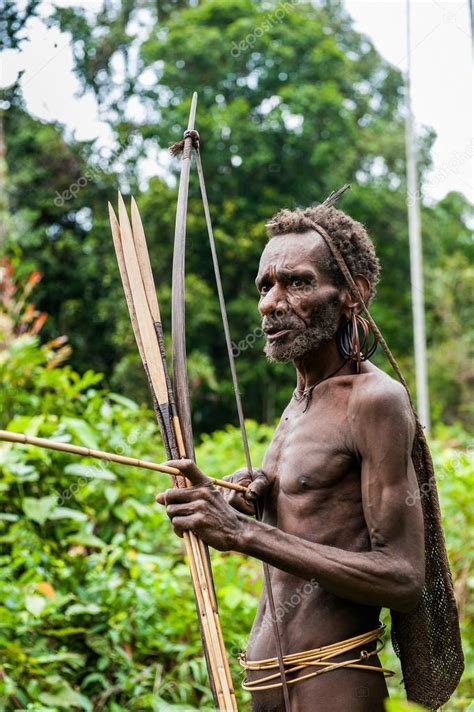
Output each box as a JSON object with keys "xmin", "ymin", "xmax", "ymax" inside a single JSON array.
[{"xmin": 264, "ymin": 327, "xmax": 294, "ymax": 341}]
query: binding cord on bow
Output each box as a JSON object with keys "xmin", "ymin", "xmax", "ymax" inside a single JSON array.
[{"xmin": 170, "ymin": 129, "xmax": 201, "ymax": 157}]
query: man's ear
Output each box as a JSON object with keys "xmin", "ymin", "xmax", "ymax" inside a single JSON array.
[{"xmin": 340, "ymin": 275, "xmax": 370, "ymax": 318}]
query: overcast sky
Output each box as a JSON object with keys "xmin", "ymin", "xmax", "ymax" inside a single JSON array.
[{"xmin": 1, "ymin": 0, "xmax": 472, "ymax": 202}]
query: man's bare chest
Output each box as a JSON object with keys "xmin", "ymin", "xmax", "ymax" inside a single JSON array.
[
  {"xmin": 260, "ymin": 380, "xmax": 371, "ymax": 547},
  {"xmin": 262, "ymin": 390, "xmax": 359, "ymax": 501}
]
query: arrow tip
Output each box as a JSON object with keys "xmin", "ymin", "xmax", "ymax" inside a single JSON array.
[
  {"xmin": 188, "ymin": 93, "xmax": 198, "ymax": 130},
  {"xmin": 117, "ymin": 192, "xmax": 128, "ymax": 221},
  {"xmin": 108, "ymin": 202, "xmax": 118, "ymax": 224},
  {"xmin": 130, "ymin": 196, "xmax": 142, "ymax": 232}
]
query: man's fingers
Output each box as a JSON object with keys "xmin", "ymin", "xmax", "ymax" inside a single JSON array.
[
  {"xmin": 227, "ymin": 491, "xmax": 256, "ymax": 515},
  {"xmin": 165, "ymin": 501, "xmax": 204, "ymax": 518},
  {"xmin": 225, "ymin": 467, "xmax": 254, "ymax": 486},
  {"xmin": 161, "ymin": 458, "xmax": 210, "ymax": 486},
  {"xmin": 223, "ymin": 468, "xmax": 271, "ymax": 512},
  {"xmin": 156, "ymin": 492, "xmax": 166, "ymax": 505},
  {"xmin": 223, "ymin": 468, "xmax": 253, "ymax": 513},
  {"xmin": 172, "ymin": 514, "xmax": 200, "ymax": 537},
  {"xmin": 156, "ymin": 486, "xmax": 213, "ymax": 506},
  {"xmin": 245, "ymin": 471, "xmax": 270, "ymax": 502}
]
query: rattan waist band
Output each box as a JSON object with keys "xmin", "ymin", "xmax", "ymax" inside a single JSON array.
[{"xmin": 239, "ymin": 625, "xmax": 394, "ymax": 691}]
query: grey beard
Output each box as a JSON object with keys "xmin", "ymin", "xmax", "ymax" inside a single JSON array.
[{"xmin": 264, "ymin": 305, "xmax": 340, "ymax": 363}]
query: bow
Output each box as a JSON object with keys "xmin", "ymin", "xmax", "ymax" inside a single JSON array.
[
  {"xmin": 168, "ymin": 93, "xmax": 238, "ymax": 710},
  {"xmin": 0, "ymin": 165, "xmax": 242, "ymax": 708},
  {"xmin": 172, "ymin": 95, "xmax": 291, "ymax": 711}
]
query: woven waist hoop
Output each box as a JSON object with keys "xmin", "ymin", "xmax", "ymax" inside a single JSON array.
[{"xmin": 240, "ymin": 625, "xmax": 395, "ymax": 691}]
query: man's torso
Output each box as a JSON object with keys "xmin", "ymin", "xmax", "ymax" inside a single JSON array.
[{"xmin": 245, "ymin": 367, "xmax": 391, "ymax": 710}]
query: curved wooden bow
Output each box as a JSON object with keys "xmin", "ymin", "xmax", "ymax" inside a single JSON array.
[
  {"xmin": 171, "ymin": 93, "xmax": 237, "ymax": 711},
  {"xmin": 171, "ymin": 94, "xmax": 290, "ymax": 710}
]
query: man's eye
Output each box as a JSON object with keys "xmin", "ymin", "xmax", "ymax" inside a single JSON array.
[
  {"xmin": 291, "ymin": 278, "xmax": 305, "ymax": 288},
  {"xmin": 260, "ymin": 283, "xmax": 271, "ymax": 294}
]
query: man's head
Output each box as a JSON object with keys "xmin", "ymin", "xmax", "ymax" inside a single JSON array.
[{"xmin": 257, "ymin": 205, "xmax": 380, "ymax": 362}]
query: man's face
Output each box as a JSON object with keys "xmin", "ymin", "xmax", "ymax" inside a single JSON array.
[{"xmin": 256, "ymin": 231, "xmax": 343, "ymax": 362}]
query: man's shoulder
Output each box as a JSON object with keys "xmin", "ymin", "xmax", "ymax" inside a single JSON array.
[{"xmin": 349, "ymin": 367, "xmax": 415, "ymax": 427}]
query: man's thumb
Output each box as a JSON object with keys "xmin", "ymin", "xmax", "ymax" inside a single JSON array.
[{"xmin": 245, "ymin": 470, "xmax": 269, "ymax": 502}]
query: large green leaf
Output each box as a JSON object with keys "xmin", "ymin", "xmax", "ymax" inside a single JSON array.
[
  {"xmin": 62, "ymin": 418, "xmax": 99, "ymax": 449},
  {"xmin": 64, "ymin": 463, "xmax": 116, "ymax": 480},
  {"xmin": 39, "ymin": 681, "xmax": 92, "ymax": 710},
  {"xmin": 22, "ymin": 495, "xmax": 57, "ymax": 524}
]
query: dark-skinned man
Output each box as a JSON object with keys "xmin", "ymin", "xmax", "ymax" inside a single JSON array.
[{"xmin": 156, "ymin": 204, "xmax": 425, "ymax": 712}]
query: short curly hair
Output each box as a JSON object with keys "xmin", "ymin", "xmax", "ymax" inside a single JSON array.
[{"xmin": 266, "ymin": 205, "xmax": 380, "ymax": 303}]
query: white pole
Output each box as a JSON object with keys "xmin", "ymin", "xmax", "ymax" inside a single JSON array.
[{"xmin": 405, "ymin": 0, "xmax": 430, "ymax": 430}]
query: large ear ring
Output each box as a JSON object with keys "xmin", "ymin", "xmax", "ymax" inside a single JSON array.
[{"xmin": 336, "ymin": 312, "xmax": 378, "ymax": 373}]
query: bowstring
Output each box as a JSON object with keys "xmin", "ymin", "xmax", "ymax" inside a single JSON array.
[{"xmin": 193, "ymin": 145, "xmax": 292, "ymax": 712}]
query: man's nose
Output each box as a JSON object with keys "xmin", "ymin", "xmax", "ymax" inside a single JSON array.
[{"xmin": 259, "ymin": 285, "xmax": 289, "ymax": 317}]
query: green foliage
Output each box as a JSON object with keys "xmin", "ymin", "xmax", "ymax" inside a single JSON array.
[
  {"xmin": 1, "ymin": 93, "xmax": 126, "ymax": 379},
  {"xmin": 0, "ymin": 336, "xmax": 472, "ymax": 710},
  {"xmin": 0, "ymin": 336, "xmax": 260, "ymax": 710},
  {"xmin": 1, "ymin": 0, "xmax": 471, "ymax": 432},
  {"xmin": 384, "ymin": 700, "xmax": 427, "ymax": 712}
]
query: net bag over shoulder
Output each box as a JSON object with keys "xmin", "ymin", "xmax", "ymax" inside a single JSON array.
[{"xmin": 390, "ymin": 423, "xmax": 464, "ymax": 709}]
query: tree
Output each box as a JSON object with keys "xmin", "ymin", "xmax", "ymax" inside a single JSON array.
[{"xmin": 2, "ymin": 0, "xmax": 471, "ymax": 429}]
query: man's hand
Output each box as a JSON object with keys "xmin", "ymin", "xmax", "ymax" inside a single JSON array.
[
  {"xmin": 223, "ymin": 467, "xmax": 271, "ymax": 515},
  {"xmin": 156, "ymin": 459, "xmax": 246, "ymax": 551}
]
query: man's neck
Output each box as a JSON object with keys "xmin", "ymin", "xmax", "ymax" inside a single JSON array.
[{"xmin": 294, "ymin": 340, "xmax": 349, "ymax": 392}]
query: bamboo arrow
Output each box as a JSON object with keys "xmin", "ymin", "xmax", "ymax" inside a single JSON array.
[
  {"xmin": 0, "ymin": 430, "xmax": 246, "ymax": 493},
  {"xmin": 108, "ymin": 187, "xmax": 237, "ymax": 710}
]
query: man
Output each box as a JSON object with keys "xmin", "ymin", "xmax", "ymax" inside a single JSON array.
[{"xmin": 156, "ymin": 204, "xmax": 425, "ymax": 711}]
